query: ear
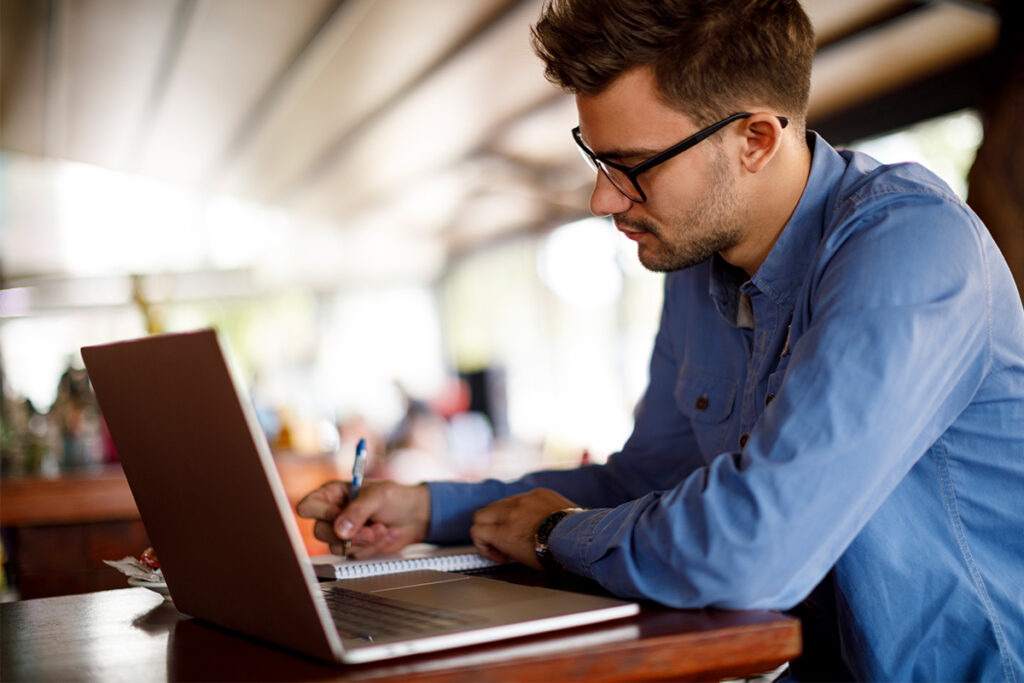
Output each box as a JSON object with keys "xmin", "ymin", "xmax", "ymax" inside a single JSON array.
[{"xmin": 738, "ymin": 113, "xmax": 785, "ymax": 174}]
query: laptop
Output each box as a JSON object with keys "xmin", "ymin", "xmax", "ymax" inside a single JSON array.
[{"xmin": 81, "ymin": 329, "xmax": 638, "ymax": 664}]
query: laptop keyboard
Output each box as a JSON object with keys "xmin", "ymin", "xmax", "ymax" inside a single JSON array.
[{"xmin": 321, "ymin": 584, "xmax": 486, "ymax": 641}]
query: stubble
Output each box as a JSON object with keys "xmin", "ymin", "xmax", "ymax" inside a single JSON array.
[{"xmin": 619, "ymin": 149, "xmax": 741, "ymax": 273}]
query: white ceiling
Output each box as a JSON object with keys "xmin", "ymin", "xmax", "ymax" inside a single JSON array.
[{"xmin": 0, "ymin": 0, "xmax": 1000, "ymax": 295}]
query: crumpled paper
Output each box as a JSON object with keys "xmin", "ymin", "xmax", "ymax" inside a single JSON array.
[{"xmin": 103, "ymin": 557, "xmax": 164, "ymax": 583}]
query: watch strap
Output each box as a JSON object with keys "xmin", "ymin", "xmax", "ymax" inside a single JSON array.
[{"xmin": 534, "ymin": 507, "xmax": 584, "ymax": 572}]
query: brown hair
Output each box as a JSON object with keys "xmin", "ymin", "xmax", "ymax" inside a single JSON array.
[{"xmin": 531, "ymin": 0, "xmax": 814, "ymax": 127}]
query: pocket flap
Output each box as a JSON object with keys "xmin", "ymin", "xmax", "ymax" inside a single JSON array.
[{"xmin": 674, "ymin": 370, "xmax": 737, "ymax": 423}]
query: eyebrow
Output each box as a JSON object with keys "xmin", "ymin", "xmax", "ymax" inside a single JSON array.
[
  {"xmin": 577, "ymin": 128, "xmax": 663, "ymax": 163},
  {"xmin": 584, "ymin": 137, "xmax": 663, "ymax": 162},
  {"xmin": 596, "ymin": 147, "xmax": 662, "ymax": 163}
]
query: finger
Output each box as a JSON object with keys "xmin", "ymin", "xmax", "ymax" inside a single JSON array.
[
  {"xmin": 334, "ymin": 486, "xmax": 385, "ymax": 539},
  {"xmin": 313, "ymin": 519, "xmax": 342, "ymax": 544},
  {"xmin": 471, "ymin": 534, "xmax": 510, "ymax": 564},
  {"xmin": 351, "ymin": 523, "xmax": 388, "ymax": 546},
  {"xmin": 470, "ymin": 522, "xmax": 497, "ymax": 554},
  {"xmin": 376, "ymin": 527, "xmax": 409, "ymax": 555},
  {"xmin": 349, "ymin": 526, "xmax": 409, "ymax": 559},
  {"xmin": 296, "ymin": 481, "xmax": 348, "ymax": 519},
  {"xmin": 349, "ymin": 525, "xmax": 394, "ymax": 557},
  {"xmin": 347, "ymin": 539, "xmax": 385, "ymax": 559},
  {"xmin": 368, "ymin": 522, "xmax": 390, "ymax": 543},
  {"xmin": 472, "ymin": 502, "xmax": 509, "ymax": 526}
]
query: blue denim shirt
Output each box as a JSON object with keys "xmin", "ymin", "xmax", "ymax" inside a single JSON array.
[{"xmin": 428, "ymin": 134, "xmax": 1024, "ymax": 681}]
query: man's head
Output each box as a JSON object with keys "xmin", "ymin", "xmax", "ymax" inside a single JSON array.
[
  {"xmin": 531, "ymin": 0, "xmax": 816, "ymax": 275},
  {"xmin": 531, "ymin": 0, "xmax": 814, "ymax": 128}
]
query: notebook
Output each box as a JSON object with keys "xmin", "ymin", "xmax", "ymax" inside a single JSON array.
[
  {"xmin": 81, "ymin": 329, "xmax": 639, "ymax": 665},
  {"xmin": 312, "ymin": 544, "xmax": 499, "ymax": 580}
]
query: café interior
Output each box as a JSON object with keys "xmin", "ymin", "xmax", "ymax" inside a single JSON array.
[{"xmin": 0, "ymin": 0, "xmax": 1019, "ymax": 602}]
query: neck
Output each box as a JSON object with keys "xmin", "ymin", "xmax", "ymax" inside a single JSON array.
[{"xmin": 721, "ymin": 133, "xmax": 812, "ymax": 277}]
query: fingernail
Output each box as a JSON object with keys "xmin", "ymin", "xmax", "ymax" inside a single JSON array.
[
  {"xmin": 386, "ymin": 528, "xmax": 400, "ymax": 541},
  {"xmin": 337, "ymin": 520, "xmax": 354, "ymax": 538}
]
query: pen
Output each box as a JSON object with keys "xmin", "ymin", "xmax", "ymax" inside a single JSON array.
[{"xmin": 341, "ymin": 438, "xmax": 368, "ymax": 558}]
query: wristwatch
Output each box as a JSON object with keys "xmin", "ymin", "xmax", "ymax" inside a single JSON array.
[{"xmin": 534, "ymin": 507, "xmax": 584, "ymax": 572}]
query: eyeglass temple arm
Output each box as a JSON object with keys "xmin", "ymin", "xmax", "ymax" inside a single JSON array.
[{"xmin": 633, "ymin": 114, "xmax": 789, "ymax": 175}]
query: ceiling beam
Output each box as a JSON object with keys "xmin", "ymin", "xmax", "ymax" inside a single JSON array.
[
  {"xmin": 123, "ymin": 0, "xmax": 196, "ymax": 170},
  {"xmin": 201, "ymin": 0, "xmax": 352, "ymax": 187},
  {"xmin": 276, "ymin": 0, "xmax": 529, "ymax": 204},
  {"xmin": 808, "ymin": 0, "xmax": 998, "ymax": 121}
]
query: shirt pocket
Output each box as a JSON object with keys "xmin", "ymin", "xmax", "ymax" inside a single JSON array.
[
  {"xmin": 674, "ymin": 370, "xmax": 737, "ymax": 423},
  {"xmin": 674, "ymin": 370, "xmax": 738, "ymax": 458}
]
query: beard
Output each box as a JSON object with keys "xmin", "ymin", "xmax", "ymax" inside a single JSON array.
[{"xmin": 616, "ymin": 150, "xmax": 741, "ymax": 273}]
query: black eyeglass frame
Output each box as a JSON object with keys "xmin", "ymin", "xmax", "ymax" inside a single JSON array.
[{"xmin": 572, "ymin": 112, "xmax": 789, "ymax": 203}]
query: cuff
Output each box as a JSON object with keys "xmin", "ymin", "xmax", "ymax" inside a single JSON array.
[
  {"xmin": 547, "ymin": 507, "xmax": 613, "ymax": 580},
  {"xmin": 425, "ymin": 479, "xmax": 515, "ymax": 544}
]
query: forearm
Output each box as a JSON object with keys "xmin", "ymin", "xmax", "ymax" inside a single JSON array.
[{"xmin": 425, "ymin": 462, "xmax": 654, "ymax": 544}]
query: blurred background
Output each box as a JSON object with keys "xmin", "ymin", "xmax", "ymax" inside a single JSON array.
[{"xmin": 1, "ymin": 0, "xmax": 1021, "ymax": 599}]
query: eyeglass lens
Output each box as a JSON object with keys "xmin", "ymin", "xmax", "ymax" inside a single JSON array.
[{"xmin": 574, "ymin": 145, "xmax": 642, "ymax": 201}]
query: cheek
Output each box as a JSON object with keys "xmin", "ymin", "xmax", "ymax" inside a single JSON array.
[
  {"xmin": 645, "ymin": 154, "xmax": 711, "ymax": 202},
  {"xmin": 642, "ymin": 175, "xmax": 701, "ymax": 219}
]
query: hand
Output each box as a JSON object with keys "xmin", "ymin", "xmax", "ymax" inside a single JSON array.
[
  {"xmin": 470, "ymin": 488, "xmax": 577, "ymax": 570},
  {"xmin": 295, "ymin": 480, "xmax": 431, "ymax": 558}
]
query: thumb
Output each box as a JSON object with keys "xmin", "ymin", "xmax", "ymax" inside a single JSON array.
[{"xmin": 334, "ymin": 489, "xmax": 379, "ymax": 539}]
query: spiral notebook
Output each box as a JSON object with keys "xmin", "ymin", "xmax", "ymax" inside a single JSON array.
[{"xmin": 312, "ymin": 544, "xmax": 499, "ymax": 580}]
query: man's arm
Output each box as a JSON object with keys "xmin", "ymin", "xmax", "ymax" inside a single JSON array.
[
  {"xmin": 299, "ymin": 279, "xmax": 706, "ymax": 553},
  {"xmin": 427, "ymin": 279, "xmax": 706, "ymax": 543},
  {"xmin": 490, "ymin": 195, "xmax": 994, "ymax": 609}
]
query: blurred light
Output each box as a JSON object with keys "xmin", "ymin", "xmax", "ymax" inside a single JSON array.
[
  {"xmin": 2, "ymin": 318, "xmax": 79, "ymax": 409},
  {"xmin": 492, "ymin": 96, "xmax": 578, "ymax": 165},
  {"xmin": 538, "ymin": 217, "xmax": 622, "ymax": 308},
  {"xmin": 205, "ymin": 195, "xmax": 290, "ymax": 270},
  {"xmin": 0, "ymin": 287, "xmax": 32, "ymax": 318},
  {"xmin": 852, "ymin": 109, "xmax": 981, "ymax": 199},
  {"xmin": 315, "ymin": 286, "xmax": 446, "ymax": 430},
  {"xmin": 56, "ymin": 161, "xmax": 204, "ymax": 275}
]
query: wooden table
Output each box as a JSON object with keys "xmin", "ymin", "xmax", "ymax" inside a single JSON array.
[
  {"xmin": 0, "ymin": 582, "xmax": 801, "ymax": 681},
  {"xmin": 0, "ymin": 466, "xmax": 149, "ymax": 598},
  {"xmin": 0, "ymin": 455, "xmax": 342, "ymax": 598}
]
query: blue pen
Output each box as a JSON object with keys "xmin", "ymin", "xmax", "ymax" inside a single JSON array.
[
  {"xmin": 349, "ymin": 437, "xmax": 367, "ymax": 501},
  {"xmin": 341, "ymin": 438, "xmax": 368, "ymax": 557}
]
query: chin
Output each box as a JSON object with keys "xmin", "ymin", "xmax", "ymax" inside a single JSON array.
[{"xmin": 639, "ymin": 247, "xmax": 714, "ymax": 273}]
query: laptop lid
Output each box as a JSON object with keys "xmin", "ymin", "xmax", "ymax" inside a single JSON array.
[{"xmin": 83, "ymin": 329, "xmax": 346, "ymax": 662}]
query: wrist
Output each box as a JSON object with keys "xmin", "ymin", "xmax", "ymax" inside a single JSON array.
[
  {"xmin": 534, "ymin": 507, "xmax": 584, "ymax": 572},
  {"xmin": 413, "ymin": 483, "xmax": 431, "ymax": 541}
]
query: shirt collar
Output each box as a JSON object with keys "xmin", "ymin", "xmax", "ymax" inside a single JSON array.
[{"xmin": 710, "ymin": 132, "xmax": 847, "ymax": 313}]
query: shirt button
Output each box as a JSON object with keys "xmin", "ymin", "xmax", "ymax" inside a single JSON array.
[
  {"xmin": 765, "ymin": 393, "xmax": 775, "ymax": 406},
  {"xmin": 695, "ymin": 395, "xmax": 709, "ymax": 411},
  {"xmin": 739, "ymin": 434, "xmax": 749, "ymax": 448}
]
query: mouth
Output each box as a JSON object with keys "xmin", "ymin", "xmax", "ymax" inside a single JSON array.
[
  {"xmin": 614, "ymin": 216, "xmax": 654, "ymax": 241},
  {"xmin": 617, "ymin": 224, "xmax": 652, "ymax": 242}
]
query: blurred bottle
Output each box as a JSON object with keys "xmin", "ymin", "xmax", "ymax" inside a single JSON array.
[{"xmin": 53, "ymin": 362, "xmax": 106, "ymax": 471}]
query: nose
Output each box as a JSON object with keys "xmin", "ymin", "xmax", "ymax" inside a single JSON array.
[{"xmin": 589, "ymin": 171, "xmax": 634, "ymax": 217}]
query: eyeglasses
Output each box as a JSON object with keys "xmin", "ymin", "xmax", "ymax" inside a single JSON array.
[{"xmin": 572, "ymin": 112, "xmax": 789, "ymax": 203}]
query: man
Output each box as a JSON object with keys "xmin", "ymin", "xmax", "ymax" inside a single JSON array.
[{"xmin": 298, "ymin": 1, "xmax": 1024, "ymax": 679}]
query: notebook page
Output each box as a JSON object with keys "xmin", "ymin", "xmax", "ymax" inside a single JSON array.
[{"xmin": 311, "ymin": 544, "xmax": 499, "ymax": 580}]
